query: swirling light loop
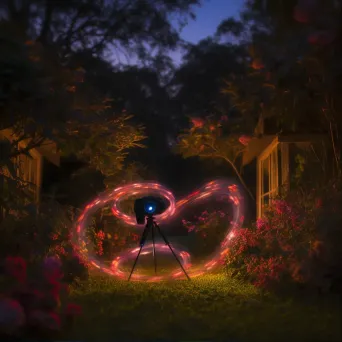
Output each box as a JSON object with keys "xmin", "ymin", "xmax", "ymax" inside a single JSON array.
[{"xmin": 74, "ymin": 179, "xmax": 244, "ymax": 281}]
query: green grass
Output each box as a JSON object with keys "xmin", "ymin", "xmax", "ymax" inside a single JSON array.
[{"xmin": 68, "ymin": 273, "xmax": 341, "ymax": 342}]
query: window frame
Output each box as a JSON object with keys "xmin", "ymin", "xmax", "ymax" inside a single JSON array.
[
  {"xmin": 257, "ymin": 138, "xmax": 289, "ymax": 218},
  {"xmin": 15, "ymin": 146, "xmax": 42, "ymax": 203}
]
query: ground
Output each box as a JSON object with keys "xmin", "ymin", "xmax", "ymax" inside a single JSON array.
[{"xmin": 67, "ymin": 273, "xmax": 340, "ymax": 342}]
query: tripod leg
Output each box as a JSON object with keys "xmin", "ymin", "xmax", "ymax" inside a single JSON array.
[
  {"xmin": 155, "ymin": 224, "xmax": 191, "ymax": 281},
  {"xmin": 151, "ymin": 222, "xmax": 157, "ymax": 273},
  {"xmin": 128, "ymin": 224, "xmax": 150, "ymax": 281},
  {"xmin": 128, "ymin": 245, "xmax": 144, "ymax": 281}
]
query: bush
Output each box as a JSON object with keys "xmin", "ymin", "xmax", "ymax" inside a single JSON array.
[
  {"xmin": 0, "ymin": 201, "xmax": 70, "ymax": 258},
  {"xmin": 226, "ymin": 179, "xmax": 342, "ymax": 294},
  {"xmin": 0, "ymin": 255, "xmax": 83, "ymax": 339},
  {"xmin": 0, "ymin": 201, "xmax": 89, "ymax": 283}
]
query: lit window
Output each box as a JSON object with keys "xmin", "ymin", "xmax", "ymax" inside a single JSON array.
[{"xmin": 257, "ymin": 141, "xmax": 289, "ymax": 218}]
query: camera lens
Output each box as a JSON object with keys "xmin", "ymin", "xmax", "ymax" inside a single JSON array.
[{"xmin": 144, "ymin": 201, "xmax": 156, "ymax": 214}]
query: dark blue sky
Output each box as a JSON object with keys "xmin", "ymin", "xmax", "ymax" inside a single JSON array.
[
  {"xmin": 170, "ymin": 0, "xmax": 244, "ymax": 65},
  {"xmin": 181, "ymin": 0, "xmax": 243, "ymax": 43},
  {"xmin": 114, "ymin": 0, "xmax": 244, "ymax": 66}
]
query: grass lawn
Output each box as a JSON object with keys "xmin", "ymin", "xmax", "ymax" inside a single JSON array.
[{"xmin": 67, "ymin": 272, "xmax": 341, "ymax": 342}]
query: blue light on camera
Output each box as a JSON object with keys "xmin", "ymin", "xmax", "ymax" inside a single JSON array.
[{"xmin": 144, "ymin": 201, "xmax": 156, "ymax": 214}]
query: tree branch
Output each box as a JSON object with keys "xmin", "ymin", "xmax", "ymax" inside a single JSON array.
[
  {"xmin": 203, "ymin": 142, "xmax": 255, "ymax": 200},
  {"xmin": 37, "ymin": 1, "xmax": 54, "ymax": 44}
]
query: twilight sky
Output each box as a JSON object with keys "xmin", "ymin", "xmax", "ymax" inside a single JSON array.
[
  {"xmin": 113, "ymin": 0, "xmax": 244, "ymax": 66},
  {"xmin": 170, "ymin": 0, "xmax": 244, "ymax": 65},
  {"xmin": 181, "ymin": 0, "xmax": 244, "ymax": 43}
]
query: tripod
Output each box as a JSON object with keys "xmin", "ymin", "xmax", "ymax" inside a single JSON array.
[{"xmin": 128, "ymin": 215, "xmax": 191, "ymax": 281}]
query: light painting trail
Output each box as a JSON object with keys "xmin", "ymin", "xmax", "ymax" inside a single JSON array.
[{"xmin": 74, "ymin": 180, "xmax": 244, "ymax": 281}]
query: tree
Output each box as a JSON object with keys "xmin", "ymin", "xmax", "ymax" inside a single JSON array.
[
  {"xmin": 60, "ymin": 111, "xmax": 146, "ymax": 189},
  {"xmin": 220, "ymin": 0, "xmax": 342, "ymax": 174},
  {"xmin": 170, "ymin": 38, "xmax": 247, "ymax": 120},
  {"xmin": 175, "ymin": 116, "xmax": 254, "ymax": 199},
  {"xmin": 1, "ymin": 0, "xmax": 201, "ymax": 58},
  {"xmin": 0, "ymin": 0, "xmax": 207, "ymax": 199},
  {"xmin": 0, "ymin": 27, "xmax": 147, "ymax": 213}
]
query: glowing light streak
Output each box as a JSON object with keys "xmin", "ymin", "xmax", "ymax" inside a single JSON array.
[{"xmin": 74, "ymin": 179, "xmax": 244, "ymax": 281}]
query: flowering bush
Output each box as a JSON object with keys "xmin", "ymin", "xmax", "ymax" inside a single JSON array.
[
  {"xmin": 0, "ymin": 201, "xmax": 74, "ymax": 261},
  {"xmin": 226, "ymin": 180, "xmax": 342, "ymax": 293},
  {"xmin": 91, "ymin": 228, "xmax": 140, "ymax": 258},
  {"xmin": 0, "ymin": 255, "xmax": 83, "ymax": 339}
]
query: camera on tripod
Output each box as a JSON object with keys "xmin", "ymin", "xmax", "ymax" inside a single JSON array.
[
  {"xmin": 134, "ymin": 196, "xmax": 168, "ymax": 224},
  {"xmin": 130, "ymin": 195, "xmax": 190, "ymax": 281}
]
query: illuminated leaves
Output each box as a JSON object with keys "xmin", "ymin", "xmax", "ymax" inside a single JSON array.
[
  {"xmin": 62, "ymin": 113, "xmax": 146, "ymax": 178},
  {"xmin": 177, "ymin": 117, "xmax": 246, "ymax": 162}
]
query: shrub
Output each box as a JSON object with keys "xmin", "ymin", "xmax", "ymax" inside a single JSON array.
[
  {"xmin": 0, "ymin": 255, "xmax": 82, "ymax": 339},
  {"xmin": 0, "ymin": 201, "xmax": 72, "ymax": 260},
  {"xmin": 89, "ymin": 225, "xmax": 140, "ymax": 259},
  {"xmin": 0, "ymin": 201, "xmax": 88, "ymax": 283},
  {"xmin": 226, "ymin": 179, "xmax": 342, "ymax": 294}
]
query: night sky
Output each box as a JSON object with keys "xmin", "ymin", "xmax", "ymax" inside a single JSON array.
[
  {"xmin": 171, "ymin": 0, "xmax": 244, "ymax": 65},
  {"xmin": 181, "ymin": 0, "xmax": 244, "ymax": 43},
  {"xmin": 116, "ymin": 0, "xmax": 244, "ymax": 66}
]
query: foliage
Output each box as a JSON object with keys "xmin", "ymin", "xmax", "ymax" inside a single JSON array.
[
  {"xmin": 171, "ymin": 39, "xmax": 247, "ymax": 119},
  {"xmin": 177, "ymin": 117, "xmax": 241, "ymax": 158},
  {"xmin": 60, "ymin": 111, "xmax": 147, "ymax": 182},
  {"xmin": 0, "ymin": 32, "xmax": 147, "ymax": 210},
  {"xmin": 0, "ymin": 255, "xmax": 83, "ymax": 339},
  {"xmin": 91, "ymin": 224, "xmax": 139, "ymax": 259},
  {"xmin": 0, "ymin": 27, "xmax": 80, "ymax": 139},
  {"xmin": 1, "ymin": 0, "xmax": 201, "ymax": 58},
  {"xmin": 176, "ymin": 116, "xmax": 254, "ymax": 198},
  {"xmin": 220, "ymin": 0, "xmax": 342, "ymax": 166},
  {"xmin": 0, "ymin": 200, "xmax": 88, "ymax": 284},
  {"xmin": 226, "ymin": 179, "xmax": 342, "ymax": 294}
]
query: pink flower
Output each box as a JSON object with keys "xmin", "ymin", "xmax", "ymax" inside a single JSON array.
[
  {"xmin": 256, "ymin": 218, "xmax": 267, "ymax": 230},
  {"xmin": 96, "ymin": 230, "xmax": 105, "ymax": 240},
  {"xmin": 50, "ymin": 233, "xmax": 59, "ymax": 241},
  {"xmin": 4, "ymin": 256, "xmax": 27, "ymax": 283},
  {"xmin": 187, "ymin": 224, "xmax": 196, "ymax": 232},
  {"xmin": 190, "ymin": 117, "xmax": 204, "ymax": 128},
  {"xmin": 273, "ymin": 199, "xmax": 292, "ymax": 215}
]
